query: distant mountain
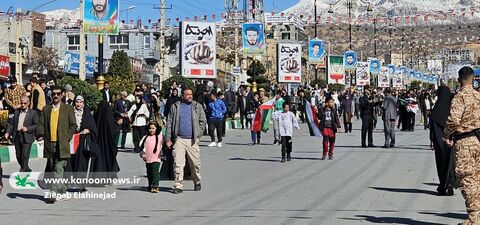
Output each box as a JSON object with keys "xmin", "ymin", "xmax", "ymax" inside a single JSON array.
[
  {"xmin": 42, "ymin": 8, "xmax": 80, "ymax": 27},
  {"xmin": 284, "ymin": 0, "xmax": 479, "ymax": 25}
]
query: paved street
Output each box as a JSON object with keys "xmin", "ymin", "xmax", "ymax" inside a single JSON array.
[{"xmin": 0, "ymin": 119, "xmax": 467, "ymax": 225}]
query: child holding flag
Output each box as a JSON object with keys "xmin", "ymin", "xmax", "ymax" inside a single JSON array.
[
  {"xmin": 318, "ymin": 97, "xmax": 341, "ymax": 160},
  {"xmin": 279, "ymin": 102, "xmax": 299, "ymax": 162},
  {"xmin": 139, "ymin": 122, "xmax": 163, "ymax": 193}
]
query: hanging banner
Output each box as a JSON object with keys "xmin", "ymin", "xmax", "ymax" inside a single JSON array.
[
  {"xmin": 387, "ymin": 64, "xmax": 396, "ymax": 76},
  {"xmin": 63, "ymin": 51, "xmax": 96, "ymax": 79},
  {"xmin": 328, "ymin": 55, "xmax": 345, "ymax": 84},
  {"xmin": 427, "ymin": 59, "xmax": 443, "ymax": 74},
  {"xmin": 378, "ymin": 67, "xmax": 390, "ymax": 88},
  {"xmin": 409, "ymin": 70, "xmax": 416, "ymax": 80},
  {"xmin": 83, "ymin": 0, "xmax": 119, "ymax": 34},
  {"xmin": 392, "ymin": 71, "xmax": 403, "ymax": 88},
  {"xmin": 277, "ymin": 43, "xmax": 301, "ymax": 83},
  {"xmin": 180, "ymin": 21, "xmax": 216, "ymax": 79},
  {"xmin": 400, "ymin": 66, "xmax": 408, "ymax": 75},
  {"xmin": 344, "ymin": 50, "xmax": 357, "ymax": 72},
  {"xmin": 416, "ymin": 72, "xmax": 423, "ymax": 81},
  {"xmin": 355, "ymin": 62, "xmax": 370, "ymax": 86},
  {"xmin": 308, "ymin": 39, "xmax": 326, "ymax": 66},
  {"xmin": 369, "ymin": 58, "xmax": 381, "ymax": 75},
  {"xmin": 242, "ymin": 23, "xmax": 266, "ymax": 55},
  {"xmin": 0, "ymin": 55, "xmax": 10, "ymax": 78}
]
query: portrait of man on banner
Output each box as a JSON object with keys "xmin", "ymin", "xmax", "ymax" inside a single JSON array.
[
  {"xmin": 387, "ymin": 64, "xmax": 396, "ymax": 76},
  {"xmin": 369, "ymin": 58, "xmax": 380, "ymax": 75},
  {"xmin": 344, "ymin": 51, "xmax": 357, "ymax": 71},
  {"xmin": 83, "ymin": 0, "xmax": 119, "ymax": 34},
  {"xmin": 242, "ymin": 23, "xmax": 265, "ymax": 55},
  {"xmin": 308, "ymin": 39, "xmax": 325, "ymax": 60}
]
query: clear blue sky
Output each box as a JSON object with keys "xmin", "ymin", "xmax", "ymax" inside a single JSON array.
[{"xmin": 2, "ymin": 0, "xmax": 299, "ymax": 22}]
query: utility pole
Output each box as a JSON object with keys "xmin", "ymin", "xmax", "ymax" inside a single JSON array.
[
  {"xmin": 79, "ymin": 0, "xmax": 86, "ymax": 80},
  {"xmin": 15, "ymin": 8, "xmax": 22, "ymax": 83},
  {"xmin": 154, "ymin": 0, "xmax": 171, "ymax": 89},
  {"xmin": 314, "ymin": 0, "xmax": 318, "ymax": 81}
]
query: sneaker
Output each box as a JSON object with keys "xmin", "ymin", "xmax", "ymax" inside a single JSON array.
[
  {"xmin": 151, "ymin": 187, "xmax": 160, "ymax": 193},
  {"xmin": 208, "ymin": 142, "xmax": 217, "ymax": 147},
  {"xmin": 328, "ymin": 156, "xmax": 333, "ymax": 160},
  {"xmin": 281, "ymin": 158, "xmax": 286, "ymax": 163},
  {"xmin": 194, "ymin": 183, "xmax": 201, "ymax": 191},
  {"xmin": 217, "ymin": 142, "xmax": 222, "ymax": 148},
  {"xmin": 321, "ymin": 155, "xmax": 326, "ymax": 160},
  {"xmin": 287, "ymin": 154, "xmax": 291, "ymax": 161},
  {"xmin": 273, "ymin": 139, "xmax": 278, "ymax": 145},
  {"xmin": 172, "ymin": 188, "xmax": 183, "ymax": 194}
]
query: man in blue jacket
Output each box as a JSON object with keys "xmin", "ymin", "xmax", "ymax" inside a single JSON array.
[{"xmin": 207, "ymin": 91, "xmax": 227, "ymax": 147}]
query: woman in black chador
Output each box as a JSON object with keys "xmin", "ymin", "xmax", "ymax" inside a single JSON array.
[
  {"xmin": 93, "ymin": 101, "xmax": 120, "ymax": 181},
  {"xmin": 429, "ymin": 85, "xmax": 455, "ymax": 196},
  {"xmin": 70, "ymin": 96, "xmax": 98, "ymax": 190}
]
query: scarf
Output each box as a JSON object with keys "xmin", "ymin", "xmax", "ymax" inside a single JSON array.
[{"xmin": 74, "ymin": 107, "xmax": 84, "ymax": 131}]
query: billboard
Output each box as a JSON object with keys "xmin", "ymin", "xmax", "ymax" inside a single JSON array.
[
  {"xmin": 242, "ymin": 23, "xmax": 266, "ymax": 55},
  {"xmin": 392, "ymin": 71, "xmax": 403, "ymax": 88},
  {"xmin": 83, "ymin": 0, "xmax": 119, "ymax": 34},
  {"xmin": 180, "ymin": 21, "xmax": 216, "ymax": 79},
  {"xmin": 387, "ymin": 64, "xmax": 396, "ymax": 76},
  {"xmin": 63, "ymin": 51, "xmax": 96, "ymax": 79},
  {"xmin": 277, "ymin": 43, "xmax": 302, "ymax": 83},
  {"xmin": 308, "ymin": 39, "xmax": 325, "ymax": 66},
  {"xmin": 0, "ymin": 55, "xmax": 9, "ymax": 78},
  {"xmin": 328, "ymin": 55, "xmax": 345, "ymax": 84},
  {"xmin": 344, "ymin": 50, "xmax": 357, "ymax": 72},
  {"xmin": 369, "ymin": 58, "xmax": 381, "ymax": 75},
  {"xmin": 377, "ymin": 67, "xmax": 390, "ymax": 88},
  {"xmin": 355, "ymin": 62, "xmax": 370, "ymax": 86}
]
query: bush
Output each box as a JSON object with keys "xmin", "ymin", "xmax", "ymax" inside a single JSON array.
[
  {"xmin": 328, "ymin": 83, "xmax": 346, "ymax": 92},
  {"xmin": 58, "ymin": 76, "xmax": 102, "ymax": 111},
  {"xmin": 107, "ymin": 74, "xmax": 136, "ymax": 101},
  {"xmin": 310, "ymin": 79, "xmax": 327, "ymax": 89},
  {"xmin": 161, "ymin": 75, "xmax": 195, "ymax": 98}
]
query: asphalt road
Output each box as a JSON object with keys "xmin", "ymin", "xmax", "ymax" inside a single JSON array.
[{"xmin": 0, "ymin": 119, "xmax": 467, "ymax": 225}]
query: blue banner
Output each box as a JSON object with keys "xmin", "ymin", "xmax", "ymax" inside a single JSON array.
[
  {"xmin": 242, "ymin": 23, "xmax": 266, "ymax": 55},
  {"xmin": 369, "ymin": 58, "xmax": 381, "ymax": 75},
  {"xmin": 344, "ymin": 50, "xmax": 357, "ymax": 71},
  {"xmin": 64, "ymin": 51, "xmax": 95, "ymax": 79},
  {"xmin": 308, "ymin": 39, "xmax": 326, "ymax": 66}
]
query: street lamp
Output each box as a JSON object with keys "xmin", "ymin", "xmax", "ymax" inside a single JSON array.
[
  {"xmin": 121, "ymin": 5, "xmax": 136, "ymax": 22},
  {"xmin": 328, "ymin": 0, "xmax": 354, "ymax": 50}
]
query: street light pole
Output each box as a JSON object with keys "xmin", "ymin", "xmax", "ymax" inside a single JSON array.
[
  {"xmin": 314, "ymin": 0, "xmax": 318, "ymax": 81},
  {"xmin": 348, "ymin": 0, "xmax": 352, "ymax": 50}
]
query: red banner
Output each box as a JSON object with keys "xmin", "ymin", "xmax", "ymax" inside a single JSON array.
[{"xmin": 0, "ymin": 55, "xmax": 9, "ymax": 78}]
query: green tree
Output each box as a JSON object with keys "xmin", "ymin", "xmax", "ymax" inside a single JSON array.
[
  {"xmin": 107, "ymin": 50, "xmax": 135, "ymax": 99},
  {"xmin": 58, "ymin": 76, "xmax": 102, "ymax": 111},
  {"xmin": 161, "ymin": 75, "xmax": 195, "ymax": 98},
  {"xmin": 246, "ymin": 60, "xmax": 266, "ymax": 82}
]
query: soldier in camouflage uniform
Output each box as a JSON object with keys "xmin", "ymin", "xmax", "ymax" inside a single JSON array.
[{"xmin": 445, "ymin": 67, "xmax": 480, "ymax": 225}]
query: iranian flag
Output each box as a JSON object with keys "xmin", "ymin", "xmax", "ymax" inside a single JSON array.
[
  {"xmin": 252, "ymin": 98, "xmax": 275, "ymax": 132},
  {"xmin": 305, "ymin": 101, "xmax": 322, "ymax": 138},
  {"xmin": 69, "ymin": 133, "xmax": 81, "ymax": 154}
]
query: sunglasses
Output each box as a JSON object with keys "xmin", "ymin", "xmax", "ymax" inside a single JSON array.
[
  {"xmin": 52, "ymin": 92, "xmax": 62, "ymax": 96},
  {"xmin": 20, "ymin": 102, "xmax": 29, "ymax": 105}
]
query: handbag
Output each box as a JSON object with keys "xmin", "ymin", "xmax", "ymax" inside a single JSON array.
[{"xmin": 83, "ymin": 134, "xmax": 99, "ymax": 158}]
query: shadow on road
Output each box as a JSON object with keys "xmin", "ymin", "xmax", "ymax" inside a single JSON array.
[
  {"xmin": 116, "ymin": 186, "xmax": 174, "ymax": 193},
  {"xmin": 423, "ymin": 182, "xmax": 439, "ymax": 187},
  {"xmin": 229, "ymin": 157, "xmax": 279, "ymax": 163},
  {"xmin": 224, "ymin": 142, "xmax": 257, "ymax": 146},
  {"xmin": 7, "ymin": 193, "xmax": 50, "ymax": 203},
  {"xmin": 419, "ymin": 211, "xmax": 467, "ymax": 220},
  {"xmin": 342, "ymin": 215, "xmax": 445, "ymax": 225},
  {"xmin": 370, "ymin": 187, "xmax": 438, "ymax": 196}
]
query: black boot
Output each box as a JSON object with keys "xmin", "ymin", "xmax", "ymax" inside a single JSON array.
[
  {"xmin": 0, "ymin": 167, "xmax": 3, "ymax": 193},
  {"xmin": 286, "ymin": 153, "xmax": 291, "ymax": 161}
]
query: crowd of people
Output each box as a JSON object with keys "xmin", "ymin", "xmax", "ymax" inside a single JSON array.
[{"xmin": 0, "ymin": 67, "xmax": 479, "ymax": 225}]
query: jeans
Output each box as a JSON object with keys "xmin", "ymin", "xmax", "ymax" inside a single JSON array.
[
  {"xmin": 208, "ymin": 119, "xmax": 223, "ymax": 142},
  {"xmin": 251, "ymin": 131, "xmax": 261, "ymax": 143}
]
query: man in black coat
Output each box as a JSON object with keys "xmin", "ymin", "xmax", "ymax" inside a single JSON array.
[
  {"xmin": 237, "ymin": 89, "xmax": 249, "ymax": 129},
  {"xmin": 113, "ymin": 91, "xmax": 132, "ymax": 149},
  {"xmin": 5, "ymin": 96, "xmax": 39, "ymax": 172},
  {"xmin": 359, "ymin": 88, "xmax": 380, "ymax": 148},
  {"xmin": 225, "ymin": 89, "xmax": 237, "ymax": 119},
  {"xmin": 101, "ymin": 81, "xmax": 113, "ymax": 104}
]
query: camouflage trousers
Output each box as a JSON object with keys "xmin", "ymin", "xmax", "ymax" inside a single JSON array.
[{"xmin": 455, "ymin": 136, "xmax": 480, "ymax": 225}]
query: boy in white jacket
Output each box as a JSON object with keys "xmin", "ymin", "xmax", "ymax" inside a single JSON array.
[{"xmin": 279, "ymin": 102, "xmax": 300, "ymax": 163}]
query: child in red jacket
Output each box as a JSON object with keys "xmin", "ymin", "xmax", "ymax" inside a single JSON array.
[{"xmin": 318, "ymin": 97, "xmax": 341, "ymax": 160}]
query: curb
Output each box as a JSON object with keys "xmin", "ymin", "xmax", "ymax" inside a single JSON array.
[{"xmin": 1, "ymin": 119, "xmax": 243, "ymax": 164}]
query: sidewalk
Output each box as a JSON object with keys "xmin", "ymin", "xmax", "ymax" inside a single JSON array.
[{"xmin": 0, "ymin": 119, "xmax": 242, "ymax": 164}]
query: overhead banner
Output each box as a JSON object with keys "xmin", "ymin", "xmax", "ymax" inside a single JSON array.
[
  {"xmin": 377, "ymin": 67, "xmax": 390, "ymax": 88},
  {"xmin": 392, "ymin": 71, "xmax": 403, "ymax": 88},
  {"xmin": 83, "ymin": 0, "xmax": 119, "ymax": 34},
  {"xmin": 387, "ymin": 64, "xmax": 396, "ymax": 76},
  {"xmin": 328, "ymin": 55, "xmax": 345, "ymax": 84},
  {"xmin": 344, "ymin": 50, "xmax": 357, "ymax": 72},
  {"xmin": 409, "ymin": 70, "xmax": 416, "ymax": 80},
  {"xmin": 277, "ymin": 43, "xmax": 302, "ymax": 83},
  {"xmin": 242, "ymin": 23, "xmax": 266, "ymax": 55},
  {"xmin": 416, "ymin": 72, "xmax": 423, "ymax": 81},
  {"xmin": 0, "ymin": 55, "xmax": 10, "ymax": 78},
  {"xmin": 400, "ymin": 66, "xmax": 408, "ymax": 75},
  {"xmin": 264, "ymin": 14, "xmax": 304, "ymax": 29},
  {"xmin": 63, "ymin": 51, "xmax": 96, "ymax": 79},
  {"xmin": 369, "ymin": 58, "xmax": 381, "ymax": 75},
  {"xmin": 308, "ymin": 39, "xmax": 326, "ymax": 66},
  {"xmin": 355, "ymin": 62, "xmax": 370, "ymax": 86},
  {"xmin": 180, "ymin": 21, "xmax": 216, "ymax": 79},
  {"xmin": 427, "ymin": 59, "xmax": 443, "ymax": 74}
]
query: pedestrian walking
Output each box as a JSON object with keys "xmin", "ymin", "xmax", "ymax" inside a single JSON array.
[
  {"xmin": 318, "ymin": 97, "xmax": 341, "ymax": 160},
  {"xmin": 5, "ymin": 96, "xmax": 39, "ymax": 172},
  {"xmin": 249, "ymin": 92, "xmax": 261, "ymax": 145},
  {"xmin": 341, "ymin": 91, "xmax": 353, "ymax": 133},
  {"xmin": 166, "ymin": 88, "xmax": 206, "ymax": 194},
  {"xmin": 29, "ymin": 77, "xmax": 46, "ymax": 112},
  {"xmin": 381, "ymin": 88, "xmax": 397, "ymax": 149},
  {"xmin": 113, "ymin": 91, "xmax": 132, "ymax": 149},
  {"xmin": 139, "ymin": 122, "xmax": 163, "ymax": 193},
  {"xmin": 128, "ymin": 95, "xmax": 150, "ymax": 153},
  {"xmin": 359, "ymin": 88, "xmax": 379, "ymax": 148},
  {"xmin": 207, "ymin": 91, "xmax": 227, "ymax": 147},
  {"xmin": 444, "ymin": 67, "xmax": 480, "ymax": 225},
  {"xmin": 278, "ymin": 102, "xmax": 299, "ymax": 162},
  {"xmin": 272, "ymin": 91, "xmax": 285, "ymax": 144}
]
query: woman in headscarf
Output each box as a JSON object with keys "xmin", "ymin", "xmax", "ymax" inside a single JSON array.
[
  {"xmin": 71, "ymin": 96, "xmax": 98, "ymax": 190},
  {"xmin": 93, "ymin": 101, "xmax": 120, "ymax": 181},
  {"xmin": 164, "ymin": 88, "xmax": 181, "ymax": 119},
  {"xmin": 128, "ymin": 95, "xmax": 150, "ymax": 153},
  {"xmin": 429, "ymin": 85, "xmax": 455, "ymax": 196}
]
